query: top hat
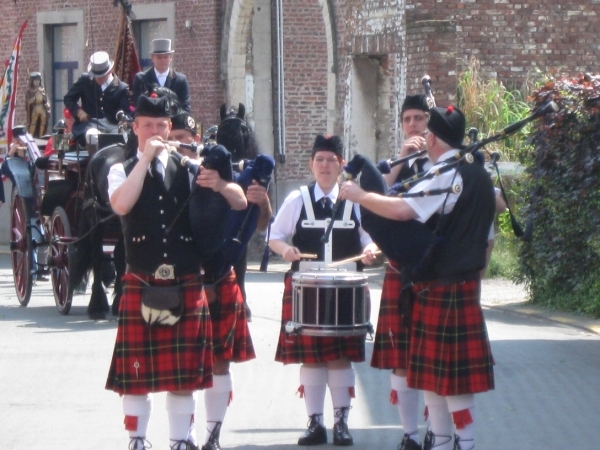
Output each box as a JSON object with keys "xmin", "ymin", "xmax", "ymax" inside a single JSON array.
[
  {"xmin": 427, "ymin": 105, "xmax": 466, "ymax": 149},
  {"xmin": 171, "ymin": 113, "xmax": 197, "ymax": 135},
  {"xmin": 312, "ymin": 134, "xmax": 343, "ymax": 157},
  {"xmin": 401, "ymin": 94, "xmax": 431, "ymax": 116},
  {"xmin": 150, "ymin": 39, "xmax": 174, "ymax": 54},
  {"xmin": 87, "ymin": 51, "xmax": 114, "ymax": 78}
]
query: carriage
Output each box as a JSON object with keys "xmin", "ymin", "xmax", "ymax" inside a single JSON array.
[{"xmin": 7, "ymin": 123, "xmax": 125, "ymax": 315}]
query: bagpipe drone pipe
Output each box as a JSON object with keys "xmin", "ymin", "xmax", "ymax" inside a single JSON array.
[
  {"xmin": 346, "ymin": 100, "xmax": 558, "ymax": 275},
  {"xmin": 203, "ymin": 154, "xmax": 276, "ymax": 282},
  {"xmin": 167, "ymin": 143, "xmax": 235, "ymax": 260}
]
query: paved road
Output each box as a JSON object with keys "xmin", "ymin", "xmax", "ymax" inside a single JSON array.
[{"xmin": 0, "ymin": 256, "xmax": 598, "ymax": 450}]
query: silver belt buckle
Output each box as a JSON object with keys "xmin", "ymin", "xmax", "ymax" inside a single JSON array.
[{"xmin": 154, "ymin": 264, "xmax": 175, "ymax": 280}]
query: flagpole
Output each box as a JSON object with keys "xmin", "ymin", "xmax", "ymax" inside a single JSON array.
[{"xmin": 0, "ymin": 20, "xmax": 27, "ymax": 155}]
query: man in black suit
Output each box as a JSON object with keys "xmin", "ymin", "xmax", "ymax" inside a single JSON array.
[
  {"xmin": 64, "ymin": 51, "xmax": 131, "ymax": 147},
  {"xmin": 132, "ymin": 39, "xmax": 191, "ymax": 112}
]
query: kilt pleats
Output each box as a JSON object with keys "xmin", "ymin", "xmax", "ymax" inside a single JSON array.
[
  {"xmin": 105, "ymin": 273, "xmax": 213, "ymax": 395},
  {"xmin": 407, "ymin": 279, "xmax": 494, "ymax": 396},
  {"xmin": 370, "ymin": 261, "xmax": 412, "ymax": 370},
  {"xmin": 208, "ymin": 270, "xmax": 256, "ymax": 363}
]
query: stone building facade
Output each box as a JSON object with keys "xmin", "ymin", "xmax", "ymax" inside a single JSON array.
[{"xmin": 0, "ymin": 0, "xmax": 598, "ymax": 232}]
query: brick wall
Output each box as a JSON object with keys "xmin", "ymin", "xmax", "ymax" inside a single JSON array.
[
  {"xmin": 2, "ymin": 0, "xmax": 600, "ymax": 179},
  {"xmin": 274, "ymin": 0, "xmax": 331, "ymax": 183},
  {"xmin": 0, "ymin": 0, "xmax": 226, "ymax": 132}
]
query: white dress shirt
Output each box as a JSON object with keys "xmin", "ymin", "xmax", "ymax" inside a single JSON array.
[
  {"xmin": 270, "ymin": 183, "xmax": 373, "ymax": 248},
  {"xmin": 154, "ymin": 69, "xmax": 169, "ymax": 87},
  {"xmin": 403, "ymin": 149, "xmax": 463, "ymax": 223},
  {"xmin": 107, "ymin": 149, "xmax": 169, "ymax": 199}
]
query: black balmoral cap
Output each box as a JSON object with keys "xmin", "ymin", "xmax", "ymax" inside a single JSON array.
[
  {"xmin": 312, "ymin": 134, "xmax": 343, "ymax": 157},
  {"xmin": 135, "ymin": 94, "xmax": 172, "ymax": 118},
  {"xmin": 427, "ymin": 105, "xmax": 466, "ymax": 149}
]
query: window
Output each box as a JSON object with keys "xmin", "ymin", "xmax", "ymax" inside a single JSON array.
[
  {"xmin": 133, "ymin": 20, "xmax": 168, "ymax": 70},
  {"xmin": 50, "ymin": 24, "xmax": 78, "ymax": 125}
]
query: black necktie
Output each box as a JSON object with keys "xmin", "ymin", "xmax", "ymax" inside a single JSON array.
[
  {"xmin": 151, "ymin": 158, "xmax": 163, "ymax": 181},
  {"xmin": 322, "ymin": 197, "xmax": 333, "ymax": 216}
]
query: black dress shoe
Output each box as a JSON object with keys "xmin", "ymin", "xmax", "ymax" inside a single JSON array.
[
  {"xmin": 298, "ymin": 414, "xmax": 327, "ymax": 446},
  {"xmin": 398, "ymin": 433, "xmax": 422, "ymax": 450},
  {"xmin": 332, "ymin": 407, "xmax": 353, "ymax": 446},
  {"xmin": 423, "ymin": 431, "xmax": 452, "ymax": 450},
  {"xmin": 332, "ymin": 419, "xmax": 353, "ymax": 446},
  {"xmin": 201, "ymin": 422, "xmax": 222, "ymax": 450}
]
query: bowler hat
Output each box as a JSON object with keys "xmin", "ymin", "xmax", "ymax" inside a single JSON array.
[
  {"xmin": 150, "ymin": 39, "xmax": 174, "ymax": 54},
  {"xmin": 135, "ymin": 94, "xmax": 173, "ymax": 118},
  {"xmin": 427, "ymin": 106, "xmax": 466, "ymax": 150},
  {"xmin": 171, "ymin": 113, "xmax": 197, "ymax": 135},
  {"xmin": 87, "ymin": 51, "xmax": 114, "ymax": 78},
  {"xmin": 312, "ymin": 134, "xmax": 343, "ymax": 157}
]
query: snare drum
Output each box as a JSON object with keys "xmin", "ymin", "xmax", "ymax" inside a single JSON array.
[{"xmin": 286, "ymin": 271, "xmax": 371, "ymax": 337}]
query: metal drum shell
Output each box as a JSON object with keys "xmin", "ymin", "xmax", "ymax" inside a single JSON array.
[{"xmin": 287, "ymin": 271, "xmax": 371, "ymax": 337}]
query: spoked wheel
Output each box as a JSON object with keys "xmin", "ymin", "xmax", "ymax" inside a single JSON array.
[
  {"xmin": 10, "ymin": 189, "xmax": 33, "ymax": 306},
  {"xmin": 50, "ymin": 206, "xmax": 73, "ymax": 315}
]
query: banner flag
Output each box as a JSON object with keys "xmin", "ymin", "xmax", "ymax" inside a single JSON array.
[
  {"xmin": 114, "ymin": 11, "xmax": 141, "ymax": 105},
  {"xmin": 0, "ymin": 20, "xmax": 27, "ymax": 156}
]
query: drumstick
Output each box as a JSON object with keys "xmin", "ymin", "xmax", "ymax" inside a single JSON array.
[
  {"xmin": 297, "ymin": 253, "xmax": 318, "ymax": 259},
  {"xmin": 326, "ymin": 250, "xmax": 382, "ymax": 268}
]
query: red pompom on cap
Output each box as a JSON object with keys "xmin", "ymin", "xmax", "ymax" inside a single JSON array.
[
  {"xmin": 150, "ymin": 92, "xmax": 158, "ymax": 98},
  {"xmin": 446, "ymin": 106, "xmax": 454, "ymax": 113}
]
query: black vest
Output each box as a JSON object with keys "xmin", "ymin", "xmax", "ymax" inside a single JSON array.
[
  {"xmin": 121, "ymin": 154, "xmax": 200, "ymax": 275},
  {"xmin": 291, "ymin": 184, "xmax": 363, "ymax": 272},
  {"xmin": 420, "ymin": 161, "xmax": 495, "ymax": 280}
]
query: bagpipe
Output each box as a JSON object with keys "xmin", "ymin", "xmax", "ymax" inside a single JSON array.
[
  {"xmin": 166, "ymin": 142, "xmax": 235, "ymax": 260},
  {"xmin": 344, "ymin": 100, "xmax": 558, "ymax": 273},
  {"xmin": 204, "ymin": 154, "xmax": 276, "ymax": 282}
]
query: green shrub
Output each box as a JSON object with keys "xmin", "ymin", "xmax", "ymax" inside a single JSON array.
[{"xmin": 516, "ymin": 73, "xmax": 600, "ymax": 318}]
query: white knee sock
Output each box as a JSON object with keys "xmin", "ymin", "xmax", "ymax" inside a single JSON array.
[
  {"xmin": 204, "ymin": 373, "xmax": 233, "ymax": 443},
  {"xmin": 328, "ymin": 367, "xmax": 355, "ymax": 422},
  {"xmin": 423, "ymin": 391, "xmax": 453, "ymax": 450},
  {"xmin": 166, "ymin": 392, "xmax": 197, "ymax": 448},
  {"xmin": 447, "ymin": 394, "xmax": 475, "ymax": 449},
  {"xmin": 390, "ymin": 373, "xmax": 420, "ymax": 443},
  {"xmin": 299, "ymin": 365, "xmax": 328, "ymax": 425},
  {"xmin": 123, "ymin": 394, "xmax": 153, "ymax": 448}
]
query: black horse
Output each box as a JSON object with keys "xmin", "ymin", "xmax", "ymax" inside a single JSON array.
[
  {"xmin": 67, "ymin": 142, "xmax": 130, "ymax": 319},
  {"xmin": 216, "ymin": 103, "xmax": 259, "ymax": 162}
]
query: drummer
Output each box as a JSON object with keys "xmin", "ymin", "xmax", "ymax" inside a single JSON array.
[{"xmin": 269, "ymin": 134, "xmax": 378, "ymax": 447}]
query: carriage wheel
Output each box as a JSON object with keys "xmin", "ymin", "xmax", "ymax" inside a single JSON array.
[
  {"xmin": 10, "ymin": 189, "xmax": 33, "ymax": 306},
  {"xmin": 50, "ymin": 207, "xmax": 73, "ymax": 315}
]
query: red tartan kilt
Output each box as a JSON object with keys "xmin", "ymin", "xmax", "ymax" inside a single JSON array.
[
  {"xmin": 275, "ymin": 272, "xmax": 366, "ymax": 365},
  {"xmin": 407, "ymin": 278, "xmax": 495, "ymax": 396},
  {"xmin": 370, "ymin": 262, "xmax": 411, "ymax": 370},
  {"xmin": 105, "ymin": 273, "xmax": 213, "ymax": 395},
  {"xmin": 208, "ymin": 270, "xmax": 256, "ymax": 363}
]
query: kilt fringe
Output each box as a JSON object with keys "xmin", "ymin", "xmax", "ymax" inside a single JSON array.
[{"xmin": 370, "ymin": 261, "xmax": 412, "ymax": 370}]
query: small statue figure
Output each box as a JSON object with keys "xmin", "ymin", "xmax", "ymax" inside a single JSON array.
[{"xmin": 25, "ymin": 72, "xmax": 51, "ymax": 137}]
